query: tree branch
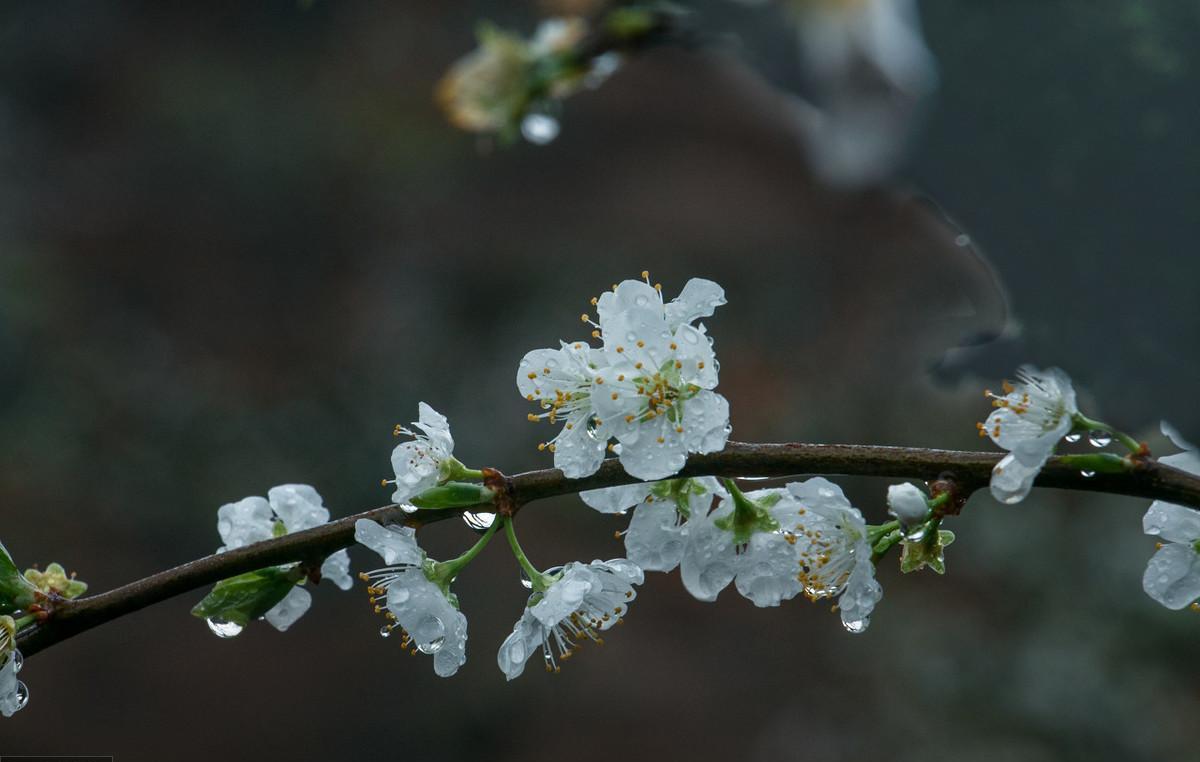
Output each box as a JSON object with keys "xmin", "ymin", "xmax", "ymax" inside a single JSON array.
[{"xmin": 16, "ymin": 441, "xmax": 1200, "ymax": 658}]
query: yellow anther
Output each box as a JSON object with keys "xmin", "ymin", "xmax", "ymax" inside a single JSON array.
[
  {"xmin": 548, "ymin": 444, "xmax": 557, "ymax": 452},
  {"xmin": 698, "ymin": 361, "xmax": 705, "ymax": 369},
  {"xmin": 616, "ymin": 346, "xmax": 625, "ymax": 353},
  {"xmin": 565, "ymin": 422, "xmax": 574, "ymax": 430},
  {"xmin": 527, "ymin": 414, "xmax": 539, "ymax": 422},
  {"xmin": 537, "ymin": 443, "xmax": 547, "ymax": 451},
  {"xmin": 634, "ymin": 362, "xmax": 643, "ymax": 369},
  {"xmin": 527, "ymin": 372, "xmax": 537, "ymax": 380},
  {"xmin": 581, "ymin": 313, "xmax": 590, "ymax": 322},
  {"xmin": 636, "ymin": 340, "xmax": 645, "ymax": 348},
  {"xmin": 654, "ymin": 283, "xmax": 662, "ymax": 292},
  {"xmin": 656, "ymin": 436, "xmax": 665, "ymax": 444},
  {"xmin": 590, "ymin": 297, "xmax": 598, "ymax": 306},
  {"xmin": 641, "ymin": 270, "xmax": 649, "ymax": 279},
  {"xmin": 596, "ymin": 377, "xmax": 604, "ymax": 384},
  {"xmin": 611, "ymin": 392, "xmax": 619, "ymax": 400},
  {"xmin": 543, "ymin": 367, "xmax": 550, "ymax": 374},
  {"xmin": 669, "ymin": 342, "xmax": 677, "ymax": 350},
  {"xmin": 592, "ymin": 330, "xmax": 600, "ymax": 338}
]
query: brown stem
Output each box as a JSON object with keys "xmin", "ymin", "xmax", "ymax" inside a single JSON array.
[{"xmin": 16, "ymin": 441, "xmax": 1200, "ymax": 657}]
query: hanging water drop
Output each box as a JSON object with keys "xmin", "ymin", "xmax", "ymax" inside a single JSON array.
[
  {"xmin": 1080, "ymin": 470, "xmax": 1096, "ymax": 478},
  {"xmin": 904, "ymin": 525, "xmax": 928, "ymax": 542},
  {"xmin": 842, "ymin": 619, "xmax": 868, "ymax": 634},
  {"xmin": 1088, "ymin": 431, "xmax": 1113, "ymax": 448},
  {"xmin": 13, "ymin": 681, "xmax": 28, "ymax": 710},
  {"xmin": 1063, "ymin": 433, "xmax": 1082, "ymax": 444},
  {"xmin": 206, "ymin": 618, "xmax": 244, "ymax": 639},
  {"xmin": 399, "ymin": 503, "xmax": 419, "ymax": 514},
  {"xmin": 379, "ymin": 625, "xmax": 392, "ymax": 638},
  {"xmin": 521, "ymin": 113, "xmax": 560, "ymax": 145},
  {"xmin": 519, "ymin": 569, "xmax": 533, "ymax": 589},
  {"xmin": 462, "ymin": 511, "xmax": 496, "ymax": 533},
  {"xmin": 10, "ymin": 650, "xmax": 22, "ymax": 674},
  {"xmin": 418, "ymin": 635, "xmax": 446, "ymax": 654}
]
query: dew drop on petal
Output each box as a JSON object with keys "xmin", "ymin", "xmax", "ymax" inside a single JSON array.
[
  {"xmin": 521, "ymin": 113, "xmax": 560, "ymax": 145},
  {"xmin": 413, "ymin": 615, "xmax": 446, "ymax": 650},
  {"xmin": 1063, "ymin": 433, "xmax": 1082, "ymax": 444},
  {"xmin": 1088, "ymin": 431, "xmax": 1113, "ymax": 448},
  {"xmin": 14, "ymin": 681, "xmax": 28, "ymax": 710},
  {"xmin": 206, "ymin": 618, "xmax": 244, "ymax": 638},
  {"xmin": 418, "ymin": 635, "xmax": 446, "ymax": 654},
  {"xmin": 904, "ymin": 526, "xmax": 928, "ymax": 542},
  {"xmin": 1080, "ymin": 470, "xmax": 1096, "ymax": 478},
  {"xmin": 818, "ymin": 487, "xmax": 836, "ymax": 499},
  {"xmin": 635, "ymin": 295, "xmax": 649, "ymax": 307},
  {"xmin": 842, "ymin": 619, "xmax": 868, "ymax": 634}
]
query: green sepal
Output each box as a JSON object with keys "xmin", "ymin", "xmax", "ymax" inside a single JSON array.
[
  {"xmin": 716, "ymin": 479, "xmax": 780, "ymax": 545},
  {"xmin": 0, "ymin": 541, "xmax": 39, "ymax": 614},
  {"xmin": 190, "ymin": 567, "xmax": 300, "ymax": 627},
  {"xmin": 24, "ymin": 562, "xmax": 88, "ymax": 600},
  {"xmin": 409, "ymin": 482, "xmax": 496, "ymax": 510},
  {"xmin": 900, "ymin": 530, "xmax": 956, "ymax": 575}
]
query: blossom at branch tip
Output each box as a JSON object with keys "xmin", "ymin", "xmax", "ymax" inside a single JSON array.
[
  {"xmin": 389, "ymin": 402, "xmax": 458, "ymax": 504},
  {"xmin": 0, "ymin": 616, "xmax": 26, "ymax": 718},
  {"xmin": 212, "ymin": 484, "xmax": 351, "ymax": 632},
  {"xmin": 591, "ymin": 277, "xmax": 731, "ymax": 480},
  {"xmin": 1142, "ymin": 423, "xmax": 1200, "ymax": 610},
  {"xmin": 355, "ymin": 520, "xmax": 468, "ymax": 677},
  {"xmin": 581, "ymin": 477, "xmax": 725, "ymax": 571},
  {"xmin": 498, "ymin": 559, "xmax": 642, "ymax": 680},
  {"xmin": 886, "ymin": 482, "xmax": 929, "ymax": 528},
  {"xmin": 787, "ymin": 478, "xmax": 882, "ymax": 631},
  {"xmin": 978, "ymin": 366, "xmax": 1079, "ymax": 505}
]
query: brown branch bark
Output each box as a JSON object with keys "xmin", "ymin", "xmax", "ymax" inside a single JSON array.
[{"xmin": 16, "ymin": 441, "xmax": 1200, "ymax": 658}]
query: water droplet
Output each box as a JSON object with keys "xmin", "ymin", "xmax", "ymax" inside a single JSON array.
[
  {"xmin": 418, "ymin": 635, "xmax": 446, "ymax": 654},
  {"xmin": 1088, "ymin": 431, "xmax": 1113, "ymax": 448},
  {"xmin": 9, "ymin": 650, "xmax": 22, "ymax": 674},
  {"xmin": 462, "ymin": 511, "xmax": 496, "ymax": 533},
  {"xmin": 399, "ymin": 503, "xmax": 419, "ymax": 514},
  {"xmin": 635, "ymin": 295, "xmax": 649, "ymax": 307},
  {"xmin": 954, "ymin": 234, "xmax": 971, "ymax": 247},
  {"xmin": 1080, "ymin": 470, "xmax": 1096, "ymax": 478},
  {"xmin": 585, "ymin": 52, "xmax": 621, "ymax": 88},
  {"xmin": 904, "ymin": 526, "xmax": 928, "ymax": 542},
  {"xmin": 1063, "ymin": 433, "xmax": 1082, "ymax": 443},
  {"xmin": 842, "ymin": 618, "xmax": 868, "ymax": 634},
  {"xmin": 390, "ymin": 587, "xmax": 410, "ymax": 604},
  {"xmin": 521, "ymin": 113, "xmax": 560, "ymax": 145},
  {"xmin": 818, "ymin": 487, "xmax": 836, "ymax": 498},
  {"xmin": 206, "ymin": 618, "xmax": 244, "ymax": 638},
  {"xmin": 13, "ymin": 681, "xmax": 28, "ymax": 710},
  {"xmin": 519, "ymin": 569, "xmax": 534, "ymax": 589},
  {"xmin": 379, "ymin": 626, "xmax": 392, "ymax": 638}
]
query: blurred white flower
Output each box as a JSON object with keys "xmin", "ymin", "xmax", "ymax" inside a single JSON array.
[
  {"xmin": 389, "ymin": 402, "xmax": 457, "ymax": 504},
  {"xmin": 788, "ymin": 0, "xmax": 937, "ymax": 187},
  {"xmin": 788, "ymin": 477, "xmax": 882, "ymax": 632},
  {"xmin": 356, "ymin": 519, "xmax": 469, "ymax": 677},
  {"xmin": 979, "ymin": 366, "xmax": 1078, "ymax": 505},
  {"xmin": 213, "ymin": 484, "xmax": 352, "ymax": 632},
  {"xmin": 1142, "ymin": 423, "xmax": 1200, "ymax": 610},
  {"xmin": 497, "ymin": 559, "xmax": 642, "ymax": 679}
]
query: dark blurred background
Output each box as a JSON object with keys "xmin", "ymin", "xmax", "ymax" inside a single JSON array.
[{"xmin": 1, "ymin": 2, "xmax": 1198, "ymax": 760}]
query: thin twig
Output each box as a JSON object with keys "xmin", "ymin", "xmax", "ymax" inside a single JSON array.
[{"xmin": 16, "ymin": 441, "xmax": 1200, "ymax": 657}]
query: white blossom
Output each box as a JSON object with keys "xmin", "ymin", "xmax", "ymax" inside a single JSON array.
[
  {"xmin": 1142, "ymin": 423, "xmax": 1200, "ymax": 610},
  {"xmin": 518, "ymin": 341, "xmax": 610, "ymax": 478},
  {"xmin": 591, "ymin": 278, "xmax": 731, "ymax": 480},
  {"xmin": 356, "ymin": 519, "xmax": 468, "ymax": 677},
  {"xmin": 979, "ymin": 366, "xmax": 1079, "ymax": 505},
  {"xmin": 886, "ymin": 482, "xmax": 929, "ymax": 527},
  {"xmin": 497, "ymin": 559, "xmax": 642, "ymax": 679},
  {"xmin": 788, "ymin": 478, "xmax": 882, "ymax": 631},
  {"xmin": 212, "ymin": 484, "xmax": 351, "ymax": 632},
  {"xmin": 390, "ymin": 402, "xmax": 457, "ymax": 504},
  {"xmin": 581, "ymin": 477, "xmax": 724, "ymax": 572},
  {"xmin": 0, "ymin": 620, "xmax": 26, "ymax": 718}
]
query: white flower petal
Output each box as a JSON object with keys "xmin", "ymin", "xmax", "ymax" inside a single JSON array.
[
  {"xmin": 497, "ymin": 610, "xmax": 544, "ymax": 680},
  {"xmin": 989, "ymin": 452, "xmax": 1042, "ymax": 505},
  {"xmin": 680, "ymin": 390, "xmax": 730, "ymax": 455},
  {"xmin": 552, "ymin": 419, "xmax": 608, "ymax": 479},
  {"xmin": 664, "ymin": 278, "xmax": 726, "ymax": 330},
  {"xmin": 837, "ymin": 553, "xmax": 883, "ymax": 630},
  {"xmin": 216, "ymin": 496, "xmax": 275, "ymax": 551},
  {"xmin": 0, "ymin": 653, "xmax": 23, "ymax": 717},
  {"xmin": 625, "ymin": 500, "xmax": 687, "ymax": 572},
  {"xmin": 415, "ymin": 402, "xmax": 454, "ymax": 454},
  {"xmin": 320, "ymin": 549, "xmax": 354, "ymax": 591},
  {"xmin": 1143, "ymin": 501, "xmax": 1200, "ymax": 545},
  {"xmin": 580, "ymin": 483, "xmax": 655, "ymax": 514},
  {"xmin": 680, "ymin": 504, "xmax": 738, "ymax": 602},
  {"xmin": 264, "ymin": 585, "xmax": 312, "ymax": 632},
  {"xmin": 530, "ymin": 565, "xmax": 595, "ymax": 628},
  {"xmin": 672, "ymin": 324, "xmax": 718, "ymax": 389},
  {"xmin": 268, "ymin": 484, "xmax": 330, "ymax": 534},
  {"xmin": 734, "ymin": 531, "xmax": 803, "ymax": 608},
  {"xmin": 1143, "ymin": 542, "xmax": 1200, "ymax": 610},
  {"xmin": 1161, "ymin": 420, "xmax": 1197, "ymax": 455},
  {"xmin": 354, "ymin": 519, "xmax": 425, "ymax": 567},
  {"xmin": 390, "ymin": 440, "xmax": 443, "ymax": 503},
  {"xmin": 617, "ymin": 420, "xmax": 689, "ymax": 480}
]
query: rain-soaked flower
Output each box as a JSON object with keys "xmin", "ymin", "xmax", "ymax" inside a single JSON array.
[
  {"xmin": 356, "ymin": 519, "xmax": 469, "ymax": 677},
  {"xmin": 788, "ymin": 477, "xmax": 882, "ymax": 631},
  {"xmin": 590, "ymin": 276, "xmax": 731, "ymax": 480},
  {"xmin": 978, "ymin": 366, "xmax": 1079, "ymax": 505},
  {"xmin": 1142, "ymin": 423, "xmax": 1200, "ymax": 610},
  {"xmin": 214, "ymin": 484, "xmax": 352, "ymax": 632},
  {"xmin": 581, "ymin": 477, "xmax": 725, "ymax": 571},
  {"xmin": 518, "ymin": 340, "xmax": 609, "ymax": 478},
  {"xmin": 22, "ymin": 562, "xmax": 87, "ymax": 600},
  {"xmin": 389, "ymin": 402, "xmax": 459, "ymax": 504},
  {"xmin": 497, "ymin": 559, "xmax": 642, "ymax": 679},
  {"xmin": 0, "ymin": 616, "xmax": 26, "ymax": 718}
]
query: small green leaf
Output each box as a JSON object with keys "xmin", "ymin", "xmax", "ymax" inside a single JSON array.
[
  {"xmin": 190, "ymin": 567, "xmax": 299, "ymax": 627},
  {"xmin": 0, "ymin": 541, "xmax": 38, "ymax": 614},
  {"xmin": 409, "ymin": 482, "xmax": 495, "ymax": 510},
  {"xmin": 899, "ymin": 530, "xmax": 955, "ymax": 575}
]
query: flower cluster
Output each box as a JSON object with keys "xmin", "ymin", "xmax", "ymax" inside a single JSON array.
[
  {"xmin": 519, "ymin": 274, "xmax": 730, "ymax": 480},
  {"xmin": 203, "ymin": 484, "xmax": 352, "ymax": 633}
]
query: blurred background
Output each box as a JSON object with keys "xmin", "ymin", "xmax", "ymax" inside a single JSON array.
[{"xmin": 1, "ymin": 1, "xmax": 1198, "ymax": 760}]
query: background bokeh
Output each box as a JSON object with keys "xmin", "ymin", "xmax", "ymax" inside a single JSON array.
[{"xmin": 1, "ymin": 2, "xmax": 1198, "ymax": 760}]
